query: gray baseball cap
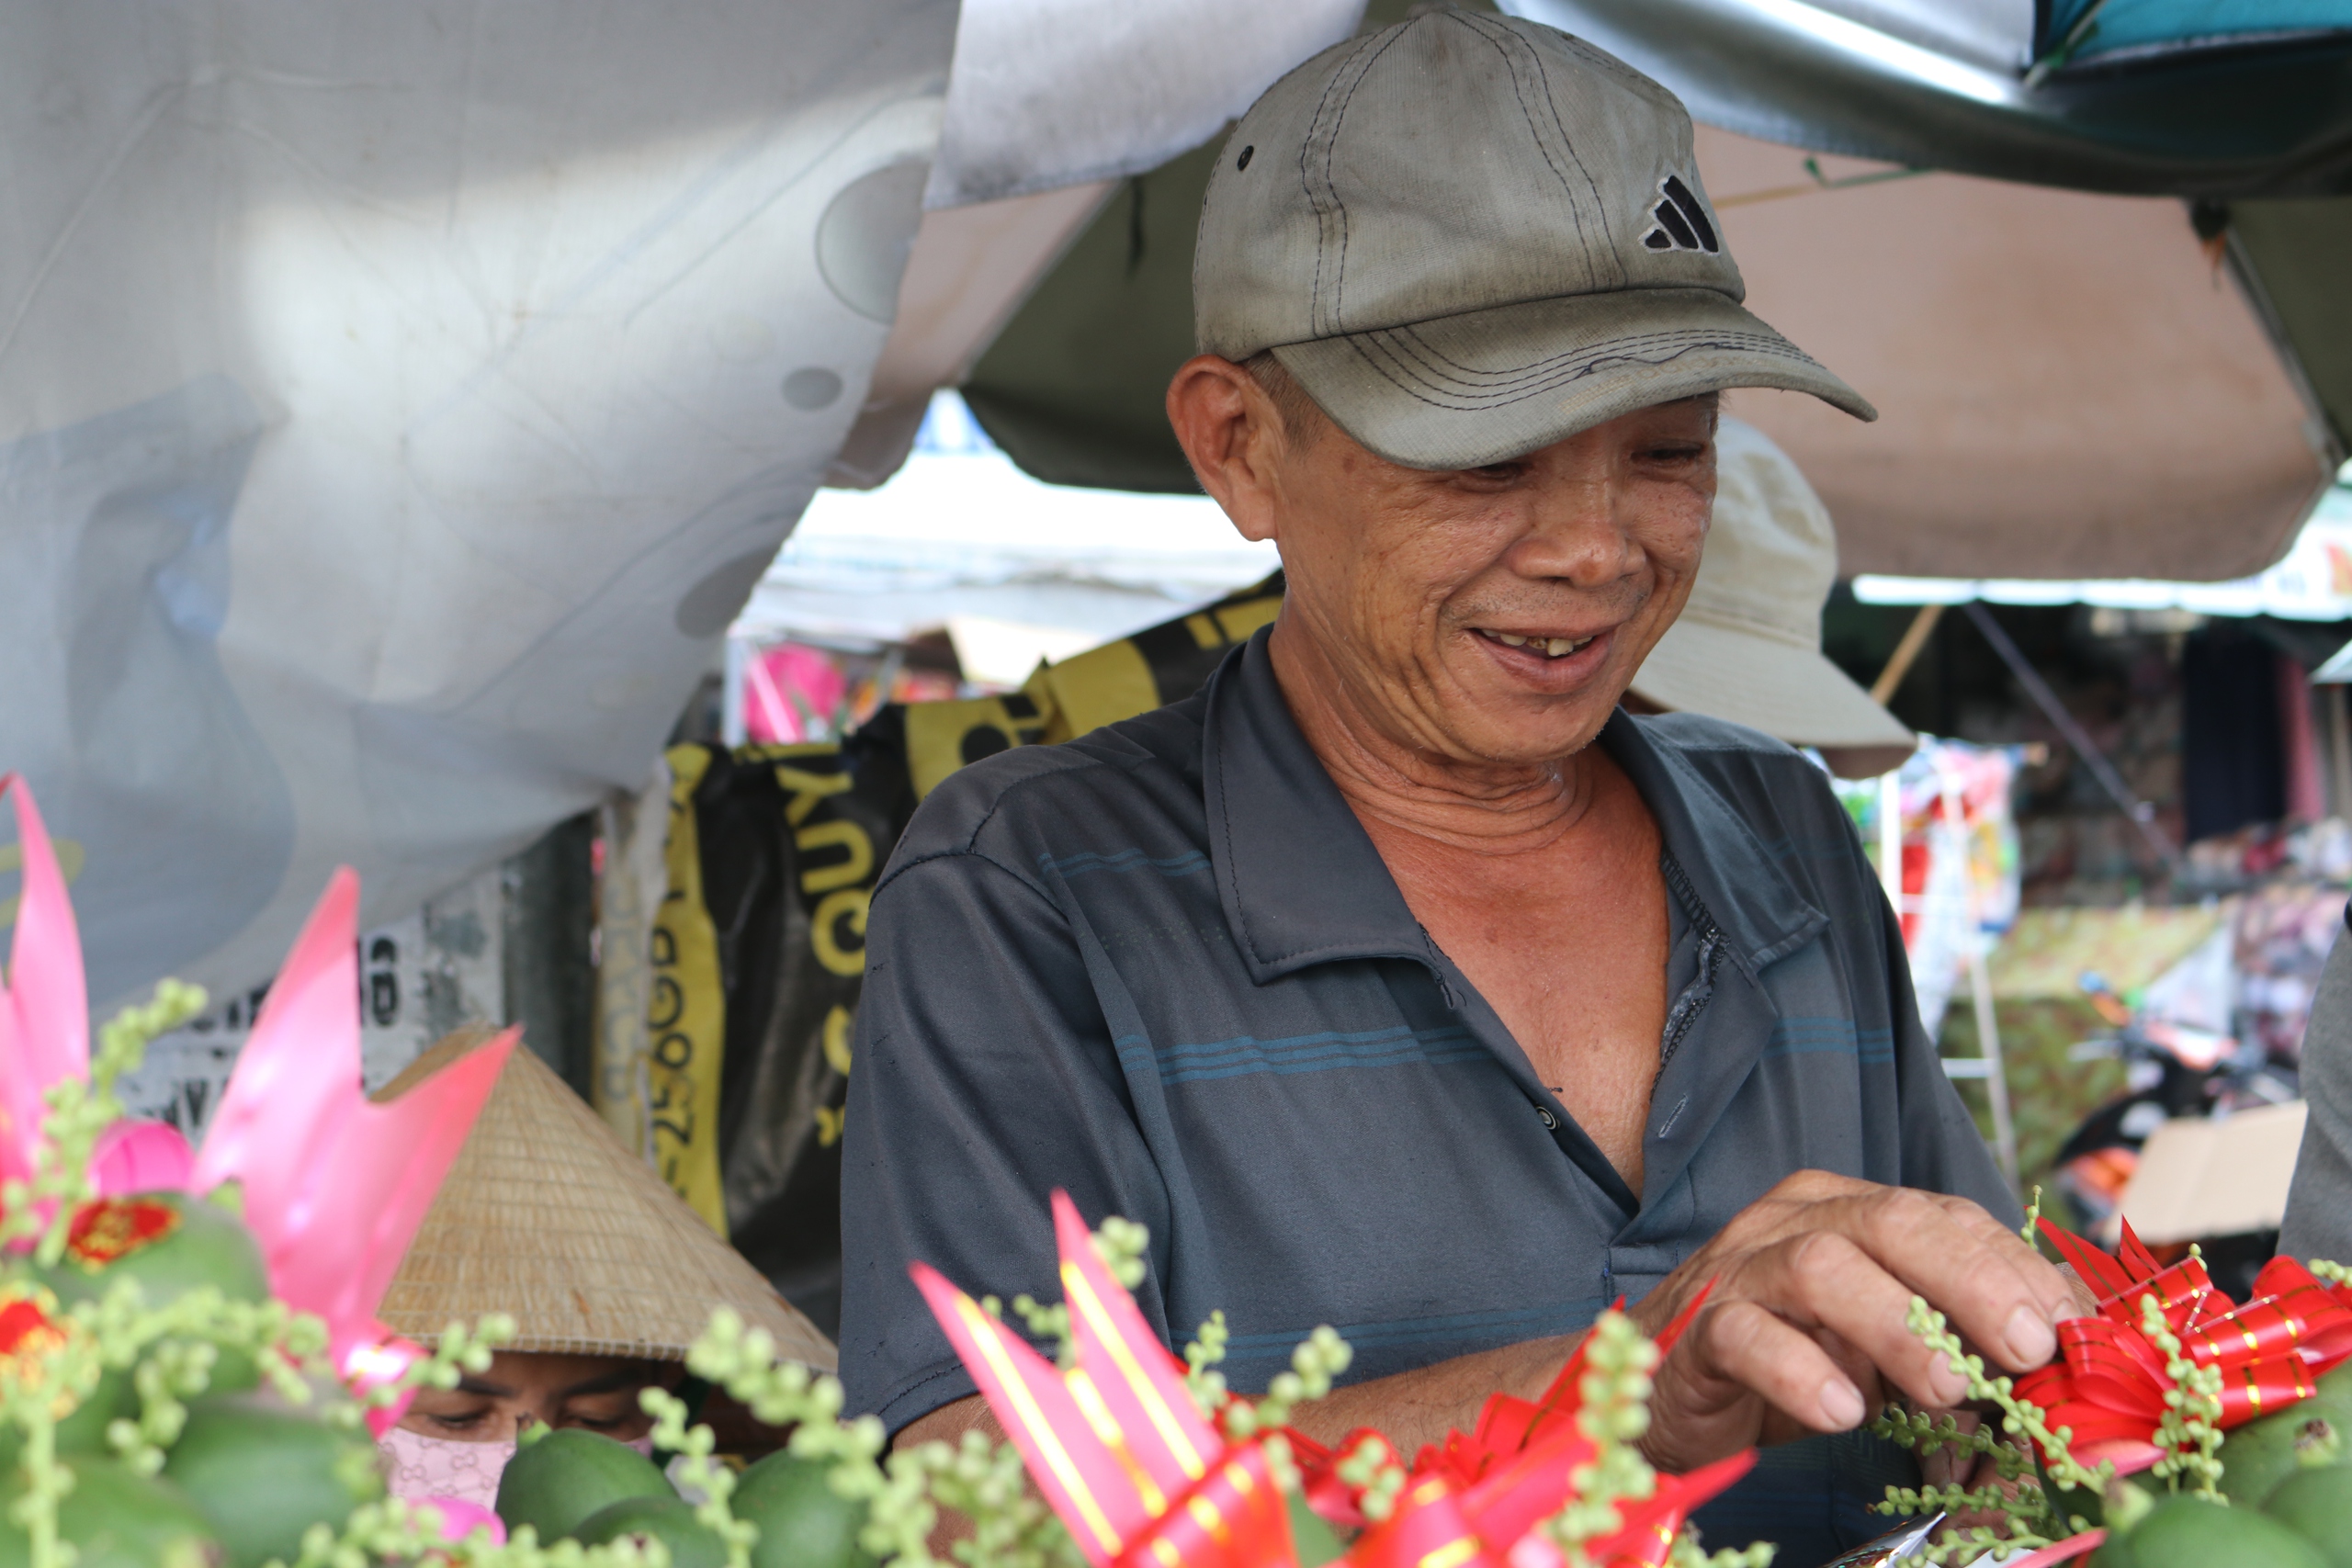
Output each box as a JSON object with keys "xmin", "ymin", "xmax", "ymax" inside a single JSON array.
[{"xmin": 1193, "ymin": 10, "xmax": 1875, "ymax": 469}]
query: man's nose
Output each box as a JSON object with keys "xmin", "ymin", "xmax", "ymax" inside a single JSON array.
[{"xmin": 1508, "ymin": 479, "xmax": 1643, "ymax": 587}]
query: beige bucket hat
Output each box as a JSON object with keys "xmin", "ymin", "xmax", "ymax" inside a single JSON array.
[
  {"xmin": 1193, "ymin": 11, "xmax": 1872, "ymax": 470},
  {"xmin": 377, "ymin": 1032, "xmax": 835, "ymax": 1369},
  {"xmin": 1630, "ymin": 418, "xmax": 1916, "ymax": 780}
]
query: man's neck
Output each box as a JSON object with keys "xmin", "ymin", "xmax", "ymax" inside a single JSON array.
[{"xmin": 1268, "ymin": 618, "xmax": 1607, "ymax": 858}]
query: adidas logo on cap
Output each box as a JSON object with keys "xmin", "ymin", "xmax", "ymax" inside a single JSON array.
[{"xmin": 1641, "ymin": 175, "xmax": 1719, "ymax": 254}]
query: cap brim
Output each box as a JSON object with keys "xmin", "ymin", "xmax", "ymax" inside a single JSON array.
[
  {"xmin": 1629, "ymin": 612, "xmax": 1916, "ymax": 773},
  {"xmin": 1273, "ymin": 288, "xmax": 1874, "ymax": 470}
]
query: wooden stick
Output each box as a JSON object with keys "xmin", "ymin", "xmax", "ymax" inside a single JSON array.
[{"xmin": 1869, "ymin": 603, "xmax": 1944, "ymax": 705}]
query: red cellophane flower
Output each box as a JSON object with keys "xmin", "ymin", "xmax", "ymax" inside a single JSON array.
[
  {"xmin": 915, "ymin": 1198, "xmax": 1755, "ymax": 1568},
  {"xmin": 63, "ymin": 1197, "xmax": 182, "ymax": 1269},
  {"xmin": 914, "ymin": 1192, "xmax": 1296, "ymax": 1568},
  {"xmin": 2016, "ymin": 1219, "xmax": 2352, "ymax": 1475},
  {"xmin": 0, "ymin": 1292, "xmax": 65, "ymax": 1361},
  {"xmin": 0, "ymin": 1285, "xmax": 77, "ymax": 1414},
  {"xmin": 1287, "ymin": 1285, "xmax": 1751, "ymax": 1568}
]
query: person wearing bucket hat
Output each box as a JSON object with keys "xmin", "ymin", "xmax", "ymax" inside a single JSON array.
[
  {"xmin": 371, "ymin": 1034, "xmax": 833, "ymax": 1508},
  {"xmin": 844, "ymin": 12, "xmax": 2070, "ymax": 1560},
  {"xmin": 1626, "ymin": 418, "xmax": 1917, "ymax": 781}
]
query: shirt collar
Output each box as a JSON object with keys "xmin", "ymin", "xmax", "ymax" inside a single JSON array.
[
  {"xmin": 1203, "ymin": 631, "xmax": 1431, "ymax": 983},
  {"xmin": 1595, "ymin": 710, "xmax": 1829, "ymax": 979},
  {"xmin": 1201, "ymin": 627, "xmax": 1827, "ymax": 985}
]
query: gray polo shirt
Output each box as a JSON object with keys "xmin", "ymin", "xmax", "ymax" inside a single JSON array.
[{"xmin": 839, "ymin": 628, "xmax": 2011, "ymax": 1547}]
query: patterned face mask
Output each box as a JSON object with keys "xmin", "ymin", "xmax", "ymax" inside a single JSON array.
[
  {"xmin": 377, "ymin": 1426, "xmax": 516, "ymax": 1507},
  {"xmin": 377, "ymin": 1425, "xmax": 658, "ymax": 1505}
]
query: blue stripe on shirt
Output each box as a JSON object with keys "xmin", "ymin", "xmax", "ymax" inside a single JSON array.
[
  {"xmin": 1117, "ymin": 1024, "xmax": 1486, "ymax": 1086},
  {"xmin": 1220, "ymin": 1297, "xmax": 1608, "ymax": 1367},
  {"xmin": 1762, "ymin": 1017, "xmax": 1894, "ymax": 1065},
  {"xmin": 1040, "ymin": 848, "xmax": 1211, "ymax": 878}
]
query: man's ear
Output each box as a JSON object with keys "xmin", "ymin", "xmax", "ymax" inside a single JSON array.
[{"xmin": 1166, "ymin": 355, "xmax": 1286, "ymax": 544}]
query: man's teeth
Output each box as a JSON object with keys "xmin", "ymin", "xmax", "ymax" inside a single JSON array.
[{"xmin": 1487, "ymin": 630, "xmax": 1592, "ymax": 658}]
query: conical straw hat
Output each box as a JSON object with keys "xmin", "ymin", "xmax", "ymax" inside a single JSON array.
[{"xmin": 376, "ymin": 1031, "xmax": 835, "ymax": 1370}]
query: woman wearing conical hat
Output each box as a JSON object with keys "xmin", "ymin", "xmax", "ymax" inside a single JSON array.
[{"xmin": 368, "ymin": 1033, "xmax": 833, "ymax": 1506}]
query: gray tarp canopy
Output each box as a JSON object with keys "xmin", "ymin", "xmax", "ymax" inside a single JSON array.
[{"xmin": 958, "ymin": 0, "xmax": 2352, "ymax": 581}]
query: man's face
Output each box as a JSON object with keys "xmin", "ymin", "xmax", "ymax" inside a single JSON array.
[{"xmin": 1265, "ymin": 397, "xmax": 1717, "ymax": 768}]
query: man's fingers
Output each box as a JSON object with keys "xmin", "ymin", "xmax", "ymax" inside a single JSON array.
[
  {"xmin": 1640, "ymin": 1174, "xmax": 2086, "ymax": 1467},
  {"xmin": 1733, "ymin": 1177, "xmax": 2078, "ymax": 1361},
  {"xmin": 1938, "ymin": 1195, "xmax": 2083, "ymax": 1324},
  {"xmin": 1810, "ymin": 1326, "xmax": 1888, "ymax": 1420},
  {"xmin": 1751, "ymin": 1230, "xmax": 1972, "ymax": 1409},
  {"xmin": 1839, "ymin": 1190, "xmax": 2064, "ymax": 1373},
  {"xmin": 1683, "ymin": 1300, "xmax": 1868, "ymax": 1433},
  {"xmin": 2053, "ymin": 1261, "xmax": 2101, "ymax": 1320}
]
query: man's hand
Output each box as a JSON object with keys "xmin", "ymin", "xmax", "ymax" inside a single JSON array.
[{"xmin": 1632, "ymin": 1171, "xmax": 2078, "ymax": 1473}]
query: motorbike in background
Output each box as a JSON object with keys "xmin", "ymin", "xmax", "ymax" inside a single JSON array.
[{"xmin": 2052, "ymin": 969, "xmax": 2300, "ymax": 1300}]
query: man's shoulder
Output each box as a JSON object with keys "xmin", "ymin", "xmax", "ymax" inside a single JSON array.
[
  {"xmin": 1624, "ymin": 711, "xmax": 1863, "ymax": 861},
  {"xmin": 884, "ymin": 692, "xmax": 1211, "ymax": 880}
]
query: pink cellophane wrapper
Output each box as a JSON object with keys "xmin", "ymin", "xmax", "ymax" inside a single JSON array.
[
  {"xmin": 90, "ymin": 1119, "xmax": 196, "ymax": 1196},
  {"xmin": 4, "ymin": 774, "xmax": 512, "ymax": 1437},
  {"xmin": 0, "ymin": 775, "xmax": 91, "ymax": 1190},
  {"xmin": 190, "ymin": 867, "xmax": 514, "ymax": 1384},
  {"xmin": 423, "ymin": 1498, "xmax": 506, "ymax": 1545}
]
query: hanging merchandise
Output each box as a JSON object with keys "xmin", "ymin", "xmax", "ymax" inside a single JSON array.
[
  {"xmin": 741, "ymin": 645, "xmax": 854, "ymax": 745},
  {"xmin": 1841, "ymin": 740, "xmax": 2024, "ymax": 1038},
  {"xmin": 2234, "ymin": 879, "xmax": 2350, "ymax": 1062},
  {"xmin": 605, "ymin": 579, "xmax": 1283, "ymax": 1332},
  {"xmin": 639, "ymin": 737, "xmax": 909, "ymax": 1337}
]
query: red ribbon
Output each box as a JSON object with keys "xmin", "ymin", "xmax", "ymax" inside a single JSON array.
[
  {"xmin": 1294, "ymin": 1286, "xmax": 1750, "ymax": 1568},
  {"xmin": 2014, "ymin": 1221, "xmax": 2352, "ymax": 1474},
  {"xmin": 1109, "ymin": 1442, "xmax": 1294, "ymax": 1568}
]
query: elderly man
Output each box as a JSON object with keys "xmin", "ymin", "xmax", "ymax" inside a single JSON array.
[{"xmin": 840, "ymin": 12, "xmax": 2070, "ymax": 1557}]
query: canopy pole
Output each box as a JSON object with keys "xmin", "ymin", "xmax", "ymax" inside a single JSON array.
[
  {"xmin": 1967, "ymin": 939, "xmax": 2020, "ymax": 1187},
  {"xmin": 1961, "ymin": 601, "xmax": 2179, "ymax": 868},
  {"xmin": 1870, "ymin": 603, "xmax": 1944, "ymax": 705}
]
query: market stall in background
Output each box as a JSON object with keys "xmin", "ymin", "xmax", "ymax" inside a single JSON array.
[{"xmin": 1816, "ymin": 487, "xmax": 2352, "ymax": 1294}]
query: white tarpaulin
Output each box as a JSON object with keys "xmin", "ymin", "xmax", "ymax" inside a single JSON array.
[
  {"xmin": 0, "ymin": 0, "xmax": 1356, "ymax": 1011},
  {"xmin": 924, "ymin": 0, "xmax": 1365, "ymax": 206}
]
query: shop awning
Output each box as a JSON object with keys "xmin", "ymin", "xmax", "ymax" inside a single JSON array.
[
  {"xmin": 963, "ymin": 119, "xmax": 2340, "ymax": 581},
  {"xmin": 959, "ymin": 0, "xmax": 2352, "ymax": 579},
  {"xmin": 1852, "ymin": 481, "xmax": 2352, "ymax": 617}
]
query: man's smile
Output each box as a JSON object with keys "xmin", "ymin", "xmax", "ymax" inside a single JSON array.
[
  {"xmin": 1467, "ymin": 623, "xmax": 1620, "ymax": 687},
  {"xmin": 1473, "ymin": 626, "xmax": 1597, "ymax": 659}
]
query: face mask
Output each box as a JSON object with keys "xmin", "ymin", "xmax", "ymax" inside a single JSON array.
[
  {"xmin": 376, "ymin": 1426, "xmax": 656, "ymax": 1506},
  {"xmin": 376, "ymin": 1427, "xmax": 517, "ymax": 1507}
]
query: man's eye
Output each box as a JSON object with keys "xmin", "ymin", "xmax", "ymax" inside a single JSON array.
[{"xmin": 429, "ymin": 1412, "xmax": 488, "ymax": 1432}]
